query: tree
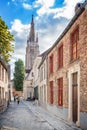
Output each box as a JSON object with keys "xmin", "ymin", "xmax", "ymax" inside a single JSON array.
[
  {"xmin": 0, "ymin": 16, "xmax": 14, "ymax": 62},
  {"xmin": 14, "ymin": 59, "xmax": 24, "ymax": 91}
]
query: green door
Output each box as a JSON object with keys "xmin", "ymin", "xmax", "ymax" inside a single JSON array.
[{"xmin": 34, "ymin": 86, "xmax": 38, "ymax": 99}]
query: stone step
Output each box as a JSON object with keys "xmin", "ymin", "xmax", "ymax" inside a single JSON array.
[{"xmin": 1, "ymin": 125, "xmax": 18, "ymax": 130}]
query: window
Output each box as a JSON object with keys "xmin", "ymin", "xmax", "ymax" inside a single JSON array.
[
  {"xmin": 5, "ymin": 71, "xmax": 7, "ymax": 83},
  {"xmin": 49, "ymin": 54, "xmax": 53, "ymax": 74},
  {"xmin": 0, "ymin": 63, "xmax": 1, "ymax": 80},
  {"xmin": 50, "ymin": 81, "xmax": 53, "ymax": 104},
  {"xmin": 71, "ymin": 27, "xmax": 79, "ymax": 61},
  {"xmin": 40, "ymin": 67, "xmax": 43, "ymax": 81},
  {"xmin": 44, "ymin": 64, "xmax": 45, "ymax": 79},
  {"xmin": 2, "ymin": 67, "xmax": 4, "ymax": 81},
  {"xmin": 58, "ymin": 44, "xmax": 63, "ymax": 68},
  {"xmin": 0, "ymin": 87, "xmax": 1, "ymax": 104},
  {"xmin": 2, "ymin": 88, "xmax": 4, "ymax": 100},
  {"xmin": 32, "ymin": 72, "xmax": 34, "ymax": 77},
  {"xmin": 58, "ymin": 78, "xmax": 63, "ymax": 106},
  {"xmin": 44, "ymin": 85, "xmax": 46, "ymax": 102}
]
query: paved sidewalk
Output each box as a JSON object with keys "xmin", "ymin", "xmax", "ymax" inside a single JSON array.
[
  {"xmin": 0, "ymin": 101, "xmax": 54, "ymax": 130},
  {"xmin": 23, "ymin": 101, "xmax": 82, "ymax": 130},
  {"xmin": 0, "ymin": 101, "xmax": 83, "ymax": 130}
]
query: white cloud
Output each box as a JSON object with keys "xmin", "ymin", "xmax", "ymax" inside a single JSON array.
[
  {"xmin": 34, "ymin": 0, "xmax": 55, "ymax": 8},
  {"xmin": 10, "ymin": 19, "xmax": 30, "ymax": 64},
  {"xmin": 35, "ymin": 0, "xmax": 85, "ymax": 19},
  {"xmin": 10, "ymin": 19, "xmax": 30, "ymax": 36},
  {"xmin": 11, "ymin": 0, "xmax": 31, "ymax": 8},
  {"xmin": 22, "ymin": 3, "xmax": 32, "ymax": 10},
  {"xmin": 53, "ymin": 0, "xmax": 85, "ymax": 19},
  {"xmin": 9, "ymin": 0, "xmax": 85, "ymax": 79},
  {"xmin": 35, "ymin": 15, "xmax": 69, "ymax": 53},
  {"xmin": 34, "ymin": 0, "xmax": 55, "ymax": 15},
  {"xmin": 10, "ymin": 16, "xmax": 69, "ymax": 66}
]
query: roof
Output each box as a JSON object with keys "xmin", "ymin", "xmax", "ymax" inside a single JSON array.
[
  {"xmin": 48, "ymin": 0, "xmax": 87, "ymax": 54},
  {"xmin": 25, "ymin": 73, "xmax": 30, "ymax": 80},
  {"xmin": 25, "ymin": 69, "xmax": 32, "ymax": 80},
  {"xmin": 25, "ymin": 69, "xmax": 31, "ymax": 73},
  {"xmin": 38, "ymin": 48, "xmax": 50, "ymax": 68},
  {"xmin": 0, "ymin": 57, "xmax": 7, "ymax": 70}
]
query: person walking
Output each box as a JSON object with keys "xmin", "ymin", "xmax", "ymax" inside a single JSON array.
[
  {"xmin": 14, "ymin": 96, "xmax": 16, "ymax": 102},
  {"xmin": 17, "ymin": 96, "xmax": 20, "ymax": 104}
]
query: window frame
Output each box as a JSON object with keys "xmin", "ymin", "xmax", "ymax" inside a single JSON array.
[
  {"xmin": 70, "ymin": 26, "xmax": 79, "ymax": 61},
  {"xmin": 58, "ymin": 44, "xmax": 63, "ymax": 68},
  {"xmin": 49, "ymin": 54, "xmax": 53, "ymax": 74}
]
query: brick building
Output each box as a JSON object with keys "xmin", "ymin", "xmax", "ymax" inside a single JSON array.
[{"xmin": 47, "ymin": 1, "xmax": 87, "ymax": 129}]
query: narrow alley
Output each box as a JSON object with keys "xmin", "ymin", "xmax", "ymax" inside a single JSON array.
[{"xmin": 0, "ymin": 100, "xmax": 82, "ymax": 130}]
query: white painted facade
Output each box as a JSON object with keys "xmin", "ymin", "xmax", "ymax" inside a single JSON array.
[
  {"xmin": 38, "ymin": 57, "xmax": 48, "ymax": 107},
  {"xmin": 9, "ymin": 80, "xmax": 14, "ymax": 101},
  {"xmin": 32, "ymin": 56, "xmax": 42, "ymax": 101},
  {"xmin": 23, "ymin": 69, "xmax": 34, "ymax": 99},
  {"xmin": 0, "ymin": 59, "xmax": 9, "ymax": 113}
]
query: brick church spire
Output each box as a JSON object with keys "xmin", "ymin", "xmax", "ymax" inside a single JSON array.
[
  {"xmin": 25, "ymin": 15, "xmax": 39, "ymax": 71},
  {"xmin": 28, "ymin": 14, "xmax": 35, "ymax": 43}
]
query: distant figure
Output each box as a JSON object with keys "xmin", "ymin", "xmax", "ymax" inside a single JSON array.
[
  {"xmin": 17, "ymin": 96, "xmax": 20, "ymax": 104},
  {"xmin": 14, "ymin": 96, "xmax": 16, "ymax": 102}
]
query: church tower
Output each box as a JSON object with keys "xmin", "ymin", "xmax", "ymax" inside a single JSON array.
[{"xmin": 25, "ymin": 15, "xmax": 39, "ymax": 71}]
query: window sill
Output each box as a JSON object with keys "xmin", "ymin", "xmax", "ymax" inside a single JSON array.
[
  {"xmin": 70, "ymin": 57, "xmax": 80, "ymax": 64},
  {"xmin": 57, "ymin": 105, "xmax": 63, "ymax": 109},
  {"xmin": 57, "ymin": 66, "xmax": 63, "ymax": 71},
  {"xmin": 49, "ymin": 72, "xmax": 53, "ymax": 76}
]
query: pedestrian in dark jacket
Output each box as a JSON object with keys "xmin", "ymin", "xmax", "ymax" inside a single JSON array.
[
  {"xmin": 17, "ymin": 96, "xmax": 20, "ymax": 104},
  {"xmin": 14, "ymin": 96, "xmax": 16, "ymax": 102}
]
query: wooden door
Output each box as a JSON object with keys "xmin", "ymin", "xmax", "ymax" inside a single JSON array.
[
  {"xmin": 58, "ymin": 78, "xmax": 63, "ymax": 106},
  {"xmin": 72, "ymin": 72, "xmax": 78, "ymax": 123},
  {"xmin": 50, "ymin": 81, "xmax": 53, "ymax": 104}
]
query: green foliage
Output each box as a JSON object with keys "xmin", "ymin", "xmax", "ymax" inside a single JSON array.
[
  {"xmin": 0, "ymin": 16, "xmax": 14, "ymax": 62},
  {"xmin": 14, "ymin": 59, "xmax": 24, "ymax": 91}
]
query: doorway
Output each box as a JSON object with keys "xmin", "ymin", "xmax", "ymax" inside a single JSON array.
[{"xmin": 72, "ymin": 72, "xmax": 78, "ymax": 123}]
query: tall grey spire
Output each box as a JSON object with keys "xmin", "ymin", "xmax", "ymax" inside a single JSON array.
[
  {"xmin": 25, "ymin": 15, "xmax": 39, "ymax": 71},
  {"xmin": 28, "ymin": 15, "xmax": 35, "ymax": 43}
]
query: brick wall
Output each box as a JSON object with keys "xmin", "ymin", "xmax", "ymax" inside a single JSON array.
[
  {"xmin": 47, "ymin": 9, "xmax": 87, "ymax": 112},
  {"xmin": 79, "ymin": 10, "xmax": 87, "ymax": 112}
]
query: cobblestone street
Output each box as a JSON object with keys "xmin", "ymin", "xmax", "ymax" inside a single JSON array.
[{"xmin": 0, "ymin": 100, "xmax": 82, "ymax": 130}]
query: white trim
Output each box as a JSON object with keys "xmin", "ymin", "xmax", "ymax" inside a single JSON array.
[
  {"xmin": 43, "ymin": 85, "xmax": 44, "ymax": 103},
  {"xmin": 68, "ymin": 64, "xmax": 80, "ymax": 126},
  {"xmin": 46, "ymin": 84, "xmax": 47, "ymax": 104}
]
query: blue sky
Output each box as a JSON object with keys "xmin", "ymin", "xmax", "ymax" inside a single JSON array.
[{"xmin": 0, "ymin": 0, "xmax": 85, "ymax": 66}]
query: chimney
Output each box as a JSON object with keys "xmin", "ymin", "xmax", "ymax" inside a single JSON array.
[{"xmin": 75, "ymin": 3, "xmax": 82, "ymax": 13}]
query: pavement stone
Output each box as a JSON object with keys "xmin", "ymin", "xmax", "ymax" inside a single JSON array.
[
  {"xmin": 0, "ymin": 100, "xmax": 83, "ymax": 130},
  {"xmin": 23, "ymin": 101, "xmax": 82, "ymax": 130},
  {"xmin": 0, "ymin": 101, "xmax": 54, "ymax": 130}
]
